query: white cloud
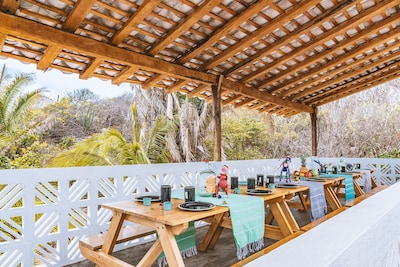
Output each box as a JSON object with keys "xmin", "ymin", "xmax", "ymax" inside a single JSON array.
[{"xmin": 0, "ymin": 57, "xmax": 133, "ymax": 100}]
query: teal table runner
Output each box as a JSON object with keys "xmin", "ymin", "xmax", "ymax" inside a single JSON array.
[
  {"xmin": 321, "ymin": 173, "xmax": 355, "ymax": 201},
  {"xmin": 157, "ymin": 221, "xmax": 196, "ymax": 267},
  {"xmin": 172, "ymin": 191, "xmax": 265, "ymax": 260}
]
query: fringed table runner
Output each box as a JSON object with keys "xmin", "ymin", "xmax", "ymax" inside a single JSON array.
[
  {"xmin": 157, "ymin": 221, "xmax": 197, "ymax": 267},
  {"xmin": 299, "ymin": 181, "xmax": 327, "ymax": 221},
  {"xmin": 322, "ymin": 173, "xmax": 355, "ymax": 201},
  {"xmin": 360, "ymin": 170, "xmax": 372, "ymax": 192},
  {"xmin": 172, "ymin": 191, "xmax": 265, "ymax": 260}
]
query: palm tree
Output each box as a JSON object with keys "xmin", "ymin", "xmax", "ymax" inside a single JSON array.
[
  {"xmin": 0, "ymin": 64, "xmax": 46, "ymax": 158},
  {"xmin": 167, "ymin": 92, "xmax": 213, "ymax": 162},
  {"xmin": 46, "ymin": 103, "xmax": 174, "ymax": 166},
  {"xmin": 134, "ymin": 87, "xmax": 213, "ymax": 162}
]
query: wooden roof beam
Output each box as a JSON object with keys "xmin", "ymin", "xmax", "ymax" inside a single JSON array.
[
  {"xmin": 62, "ymin": 0, "xmax": 97, "ymax": 32},
  {"xmin": 80, "ymin": 57, "xmax": 104, "ymax": 80},
  {"xmin": 112, "ymin": 66, "xmax": 140, "ymax": 85},
  {"xmin": 273, "ymin": 16, "xmax": 400, "ymax": 96},
  {"xmin": 222, "ymin": 93, "xmax": 242, "ymax": 105},
  {"xmin": 224, "ymin": 0, "xmax": 359, "ymax": 76},
  {"xmin": 293, "ymin": 45, "xmax": 400, "ymax": 100},
  {"xmin": 244, "ymin": 0, "xmax": 399, "ymax": 84},
  {"xmin": 166, "ymin": 79, "xmax": 187, "ymax": 94},
  {"xmin": 111, "ymin": 0, "xmax": 163, "ymax": 45},
  {"xmin": 142, "ymin": 73, "xmax": 167, "ymax": 90},
  {"xmin": 0, "ymin": 12, "xmax": 216, "ymax": 85},
  {"xmin": 233, "ymin": 97, "xmax": 253, "ymax": 108},
  {"xmin": 149, "ymin": 0, "xmax": 219, "ymax": 56},
  {"xmin": 0, "ymin": 0, "xmax": 20, "ymax": 14},
  {"xmin": 187, "ymin": 84, "xmax": 209, "ymax": 98},
  {"xmin": 201, "ymin": 0, "xmax": 320, "ymax": 70},
  {"xmin": 222, "ymin": 79, "xmax": 313, "ymax": 113},
  {"xmin": 0, "ymin": 33, "xmax": 6, "ymax": 47},
  {"xmin": 37, "ymin": 45, "xmax": 62, "ymax": 71},
  {"xmin": 307, "ymin": 62, "xmax": 400, "ymax": 106},
  {"xmin": 280, "ymin": 24, "xmax": 400, "ymax": 98},
  {"xmin": 177, "ymin": 0, "xmax": 269, "ymax": 64}
]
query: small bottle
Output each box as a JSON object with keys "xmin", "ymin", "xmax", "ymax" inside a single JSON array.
[{"xmin": 338, "ymin": 155, "xmax": 345, "ymax": 173}]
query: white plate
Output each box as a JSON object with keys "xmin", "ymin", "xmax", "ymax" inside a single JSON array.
[
  {"xmin": 246, "ymin": 189, "xmax": 273, "ymax": 195},
  {"xmin": 178, "ymin": 202, "xmax": 215, "ymax": 211}
]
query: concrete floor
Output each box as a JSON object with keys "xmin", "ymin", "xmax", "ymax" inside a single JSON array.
[{"xmin": 65, "ymin": 208, "xmax": 311, "ymax": 267}]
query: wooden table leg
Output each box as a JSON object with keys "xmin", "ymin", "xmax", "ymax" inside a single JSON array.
[
  {"xmin": 198, "ymin": 212, "xmax": 225, "ymax": 252},
  {"xmin": 136, "ymin": 239, "xmax": 162, "ymax": 267},
  {"xmin": 267, "ymin": 196, "xmax": 297, "ymax": 238},
  {"xmin": 324, "ymin": 186, "xmax": 342, "ymax": 211},
  {"xmin": 297, "ymin": 191, "xmax": 310, "ymax": 210},
  {"xmin": 151, "ymin": 223, "xmax": 186, "ymax": 267},
  {"xmin": 265, "ymin": 209, "xmax": 274, "ymax": 224},
  {"xmin": 353, "ymin": 180, "xmax": 365, "ymax": 197},
  {"xmin": 102, "ymin": 211, "xmax": 125, "ymax": 254},
  {"xmin": 279, "ymin": 200, "xmax": 300, "ymax": 232}
]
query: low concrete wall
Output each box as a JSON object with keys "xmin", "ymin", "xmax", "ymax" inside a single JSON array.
[{"xmin": 246, "ymin": 183, "xmax": 400, "ymax": 267}]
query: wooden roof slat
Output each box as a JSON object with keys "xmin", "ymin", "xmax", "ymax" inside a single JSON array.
[
  {"xmin": 201, "ymin": 0, "xmax": 321, "ymax": 70},
  {"xmin": 288, "ymin": 34, "xmax": 400, "ymax": 100},
  {"xmin": 242, "ymin": 0, "xmax": 398, "ymax": 84},
  {"xmin": 142, "ymin": 73, "xmax": 167, "ymax": 90},
  {"xmin": 37, "ymin": 45, "xmax": 62, "ymax": 70},
  {"xmin": 0, "ymin": 12, "xmax": 216, "ymax": 85},
  {"xmin": 63, "ymin": 0, "xmax": 97, "ymax": 32},
  {"xmin": 177, "ymin": 0, "xmax": 269, "ymax": 64},
  {"xmin": 111, "ymin": 0, "xmax": 163, "ymax": 45},
  {"xmin": 80, "ymin": 57, "xmax": 103, "ymax": 80},
  {"xmin": 307, "ymin": 62, "xmax": 400, "ymax": 106},
  {"xmin": 112, "ymin": 66, "xmax": 140, "ymax": 85},
  {"xmin": 0, "ymin": 0, "xmax": 20, "ymax": 14},
  {"xmin": 222, "ymin": 79, "xmax": 313, "ymax": 113},
  {"xmin": 280, "ymin": 14, "xmax": 400, "ymax": 97},
  {"xmin": 0, "ymin": 0, "xmax": 399, "ymax": 116},
  {"xmin": 295, "ymin": 46, "xmax": 400, "ymax": 100},
  {"xmin": 149, "ymin": 0, "xmax": 219, "ymax": 56}
]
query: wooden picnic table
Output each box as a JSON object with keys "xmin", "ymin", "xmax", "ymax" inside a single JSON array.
[
  {"xmin": 79, "ymin": 198, "xmax": 229, "ymax": 267},
  {"xmin": 338, "ymin": 169, "xmax": 376, "ymax": 197},
  {"xmin": 288, "ymin": 177, "xmax": 345, "ymax": 212},
  {"xmin": 199, "ymin": 184, "xmax": 309, "ymax": 252}
]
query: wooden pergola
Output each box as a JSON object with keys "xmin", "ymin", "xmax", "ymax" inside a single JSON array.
[{"xmin": 1, "ymin": 0, "xmax": 400, "ymax": 159}]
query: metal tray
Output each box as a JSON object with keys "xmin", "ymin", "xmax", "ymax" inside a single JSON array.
[
  {"xmin": 246, "ymin": 189, "xmax": 273, "ymax": 195},
  {"xmin": 178, "ymin": 202, "xmax": 215, "ymax": 211},
  {"xmin": 276, "ymin": 183, "xmax": 299, "ymax": 188}
]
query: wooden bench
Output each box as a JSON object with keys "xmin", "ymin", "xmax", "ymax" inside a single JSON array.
[
  {"xmin": 345, "ymin": 185, "xmax": 388, "ymax": 207},
  {"xmin": 79, "ymin": 224, "xmax": 155, "ymax": 251},
  {"xmin": 300, "ymin": 206, "xmax": 348, "ymax": 231},
  {"xmin": 230, "ymin": 231, "xmax": 305, "ymax": 267}
]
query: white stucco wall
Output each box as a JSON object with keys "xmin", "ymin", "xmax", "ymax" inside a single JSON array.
[{"xmin": 246, "ymin": 182, "xmax": 400, "ymax": 267}]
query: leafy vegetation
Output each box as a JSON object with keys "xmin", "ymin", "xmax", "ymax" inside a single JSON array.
[{"xmin": 0, "ymin": 64, "xmax": 399, "ymax": 169}]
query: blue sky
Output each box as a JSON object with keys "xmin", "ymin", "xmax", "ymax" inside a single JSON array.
[{"xmin": 0, "ymin": 57, "xmax": 133, "ymax": 100}]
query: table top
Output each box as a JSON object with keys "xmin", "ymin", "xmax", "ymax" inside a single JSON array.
[
  {"xmin": 238, "ymin": 185, "xmax": 309, "ymax": 200},
  {"xmin": 303, "ymin": 176, "xmax": 344, "ymax": 184},
  {"xmin": 102, "ymin": 198, "xmax": 229, "ymax": 227}
]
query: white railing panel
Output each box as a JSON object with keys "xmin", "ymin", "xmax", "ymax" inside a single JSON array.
[{"xmin": 0, "ymin": 158, "xmax": 398, "ymax": 265}]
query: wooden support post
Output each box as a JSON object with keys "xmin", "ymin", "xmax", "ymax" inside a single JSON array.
[
  {"xmin": 212, "ymin": 75, "xmax": 223, "ymax": 161},
  {"xmin": 311, "ymin": 107, "xmax": 318, "ymax": 156}
]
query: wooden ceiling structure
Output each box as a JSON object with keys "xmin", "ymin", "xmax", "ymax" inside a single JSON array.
[{"xmin": 1, "ymin": 0, "xmax": 400, "ymax": 158}]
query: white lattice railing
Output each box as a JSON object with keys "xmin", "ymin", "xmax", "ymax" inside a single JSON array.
[{"xmin": 0, "ymin": 158, "xmax": 399, "ymax": 266}]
